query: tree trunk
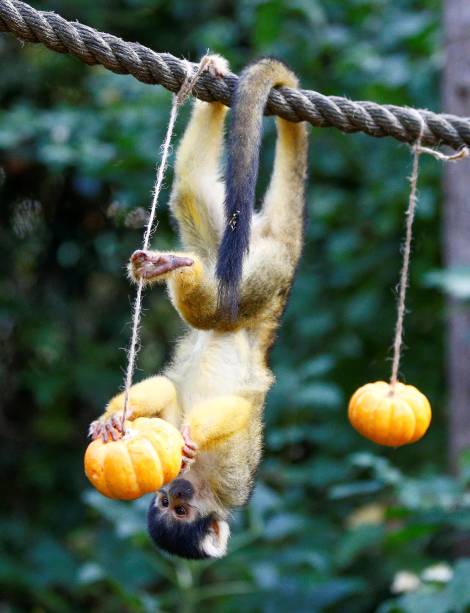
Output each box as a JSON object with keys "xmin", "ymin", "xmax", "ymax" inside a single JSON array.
[{"xmin": 443, "ymin": 1, "xmax": 470, "ymax": 471}]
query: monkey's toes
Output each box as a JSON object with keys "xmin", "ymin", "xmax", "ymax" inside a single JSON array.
[
  {"xmin": 180, "ymin": 425, "xmax": 198, "ymax": 472},
  {"xmin": 203, "ymin": 54, "xmax": 230, "ymax": 78}
]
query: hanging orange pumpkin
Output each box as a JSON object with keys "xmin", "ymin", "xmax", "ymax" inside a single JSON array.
[
  {"xmin": 84, "ymin": 417, "xmax": 183, "ymax": 500},
  {"xmin": 348, "ymin": 381, "xmax": 431, "ymax": 447}
]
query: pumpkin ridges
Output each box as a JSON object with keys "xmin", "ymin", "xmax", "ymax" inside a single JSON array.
[
  {"xmin": 103, "ymin": 441, "xmax": 139, "ymax": 500},
  {"xmin": 139, "ymin": 418, "xmax": 184, "ymax": 481},
  {"xmin": 373, "ymin": 396, "xmax": 392, "ymax": 445},
  {"xmin": 362, "ymin": 390, "xmax": 376, "ymax": 440},
  {"xmin": 134, "ymin": 419, "xmax": 183, "ymax": 470},
  {"xmin": 349, "ymin": 383, "xmax": 374, "ymax": 410},
  {"xmin": 84, "ymin": 440, "xmax": 113, "ymax": 498},
  {"xmin": 144, "ymin": 429, "xmax": 180, "ymax": 483},
  {"xmin": 127, "ymin": 435, "xmax": 163, "ymax": 494},
  {"xmin": 352, "ymin": 390, "xmax": 369, "ymax": 438},
  {"xmin": 400, "ymin": 387, "xmax": 430, "ymax": 430},
  {"xmin": 382, "ymin": 396, "xmax": 394, "ymax": 446},
  {"xmin": 387, "ymin": 397, "xmax": 415, "ymax": 446},
  {"xmin": 382, "ymin": 393, "xmax": 403, "ymax": 446},
  {"xmin": 406, "ymin": 391, "xmax": 431, "ymax": 443}
]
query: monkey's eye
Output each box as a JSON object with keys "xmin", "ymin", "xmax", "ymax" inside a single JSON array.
[
  {"xmin": 174, "ymin": 505, "xmax": 187, "ymax": 517},
  {"xmin": 161, "ymin": 496, "xmax": 169, "ymax": 507}
]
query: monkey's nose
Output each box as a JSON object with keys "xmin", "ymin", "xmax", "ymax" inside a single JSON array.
[{"xmin": 169, "ymin": 478, "xmax": 194, "ymax": 500}]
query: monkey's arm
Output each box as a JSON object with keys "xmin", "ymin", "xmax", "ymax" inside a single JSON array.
[
  {"xmin": 170, "ymin": 99, "xmax": 228, "ymax": 255},
  {"xmin": 104, "ymin": 376, "xmax": 178, "ymax": 421},
  {"xmin": 129, "ymin": 249, "xmax": 217, "ymax": 328},
  {"xmin": 89, "ymin": 376, "xmax": 180, "ymax": 440},
  {"xmin": 184, "ymin": 396, "xmax": 252, "ymax": 450},
  {"xmin": 130, "ymin": 244, "xmax": 297, "ymax": 329}
]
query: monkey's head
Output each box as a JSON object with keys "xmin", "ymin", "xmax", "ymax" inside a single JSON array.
[{"xmin": 147, "ymin": 477, "xmax": 230, "ymax": 560}]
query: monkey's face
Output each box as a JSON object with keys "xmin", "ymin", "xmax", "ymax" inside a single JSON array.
[{"xmin": 147, "ymin": 477, "xmax": 230, "ymax": 559}]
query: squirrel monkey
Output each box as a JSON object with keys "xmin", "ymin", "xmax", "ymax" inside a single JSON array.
[{"xmin": 89, "ymin": 55, "xmax": 308, "ymax": 559}]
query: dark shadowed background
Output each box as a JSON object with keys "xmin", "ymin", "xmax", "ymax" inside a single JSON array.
[{"xmin": 1, "ymin": 0, "xmax": 470, "ymax": 611}]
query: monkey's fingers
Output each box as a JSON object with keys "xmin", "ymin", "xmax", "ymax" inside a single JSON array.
[
  {"xmin": 130, "ymin": 249, "xmax": 147, "ymax": 270},
  {"xmin": 142, "ymin": 254, "xmax": 193, "ymax": 278},
  {"xmin": 130, "ymin": 250, "xmax": 150, "ymax": 279}
]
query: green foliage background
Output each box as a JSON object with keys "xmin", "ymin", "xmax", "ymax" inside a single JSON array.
[{"xmin": 1, "ymin": 1, "xmax": 470, "ymax": 611}]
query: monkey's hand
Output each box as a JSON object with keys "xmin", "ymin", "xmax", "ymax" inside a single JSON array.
[
  {"xmin": 180, "ymin": 425, "xmax": 198, "ymax": 473},
  {"xmin": 202, "ymin": 54, "xmax": 230, "ymax": 78},
  {"xmin": 129, "ymin": 250, "xmax": 194, "ymax": 284},
  {"xmin": 88, "ymin": 409, "xmax": 134, "ymax": 443}
]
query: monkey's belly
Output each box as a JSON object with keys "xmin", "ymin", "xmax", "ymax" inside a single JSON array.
[{"xmin": 165, "ymin": 328, "xmax": 271, "ymax": 413}]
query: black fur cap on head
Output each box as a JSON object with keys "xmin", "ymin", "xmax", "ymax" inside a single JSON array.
[
  {"xmin": 216, "ymin": 58, "xmax": 294, "ymax": 320},
  {"xmin": 147, "ymin": 495, "xmax": 215, "ymax": 560}
]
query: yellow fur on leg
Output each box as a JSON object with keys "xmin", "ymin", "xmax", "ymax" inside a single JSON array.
[
  {"xmin": 103, "ymin": 375, "xmax": 179, "ymax": 425},
  {"xmin": 185, "ymin": 396, "xmax": 252, "ymax": 450}
]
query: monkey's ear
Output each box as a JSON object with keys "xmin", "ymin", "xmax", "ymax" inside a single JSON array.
[{"xmin": 200, "ymin": 518, "xmax": 230, "ymax": 558}]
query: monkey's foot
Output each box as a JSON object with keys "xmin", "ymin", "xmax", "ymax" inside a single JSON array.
[
  {"xmin": 130, "ymin": 250, "xmax": 193, "ymax": 281},
  {"xmin": 88, "ymin": 410, "xmax": 133, "ymax": 443},
  {"xmin": 202, "ymin": 54, "xmax": 230, "ymax": 78},
  {"xmin": 180, "ymin": 425, "xmax": 198, "ymax": 473}
]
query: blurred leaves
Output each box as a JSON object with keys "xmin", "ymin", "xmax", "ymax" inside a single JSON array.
[
  {"xmin": 379, "ymin": 559, "xmax": 470, "ymax": 613},
  {"xmin": 425, "ymin": 267, "xmax": 470, "ymax": 300}
]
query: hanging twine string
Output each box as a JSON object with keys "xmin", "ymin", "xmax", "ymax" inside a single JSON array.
[
  {"xmin": 390, "ymin": 119, "xmax": 470, "ymax": 389},
  {"xmin": 389, "ymin": 120, "xmax": 425, "ymax": 388},
  {"xmin": 120, "ymin": 55, "xmax": 211, "ymax": 433}
]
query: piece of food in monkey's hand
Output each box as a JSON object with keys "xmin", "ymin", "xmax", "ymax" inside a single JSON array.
[{"xmin": 84, "ymin": 417, "xmax": 184, "ymax": 500}]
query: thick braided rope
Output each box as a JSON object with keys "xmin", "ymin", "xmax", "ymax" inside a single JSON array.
[{"xmin": 1, "ymin": 0, "xmax": 470, "ymax": 150}]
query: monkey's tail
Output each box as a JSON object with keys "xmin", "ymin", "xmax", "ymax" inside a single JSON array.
[{"xmin": 216, "ymin": 58, "xmax": 299, "ymax": 320}]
